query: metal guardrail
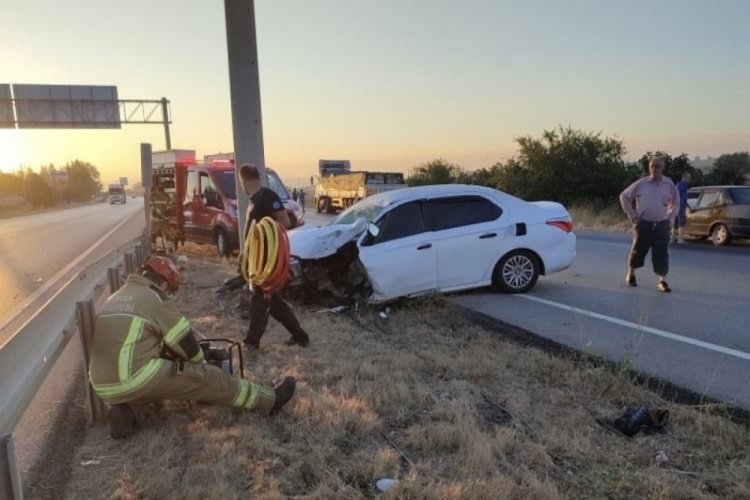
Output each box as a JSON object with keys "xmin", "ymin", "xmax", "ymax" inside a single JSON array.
[{"xmin": 0, "ymin": 234, "xmax": 151, "ymax": 499}]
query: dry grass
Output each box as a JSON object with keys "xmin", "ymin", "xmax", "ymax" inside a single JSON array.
[
  {"xmin": 64, "ymin": 245, "xmax": 750, "ymax": 499},
  {"xmin": 569, "ymin": 204, "xmax": 632, "ymax": 232}
]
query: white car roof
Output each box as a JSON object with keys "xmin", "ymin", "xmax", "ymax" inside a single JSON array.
[{"xmin": 366, "ymin": 184, "xmax": 524, "ymax": 208}]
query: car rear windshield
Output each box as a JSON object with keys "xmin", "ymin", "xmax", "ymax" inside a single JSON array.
[
  {"xmin": 108, "ymin": 187, "xmax": 123, "ymax": 194},
  {"xmin": 730, "ymin": 188, "xmax": 750, "ymax": 205}
]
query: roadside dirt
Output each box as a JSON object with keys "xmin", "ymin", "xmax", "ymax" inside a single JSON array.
[{"xmin": 62, "ymin": 246, "xmax": 750, "ymax": 499}]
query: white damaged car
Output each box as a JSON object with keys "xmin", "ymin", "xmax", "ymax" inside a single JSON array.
[{"xmin": 287, "ymin": 185, "xmax": 576, "ymax": 303}]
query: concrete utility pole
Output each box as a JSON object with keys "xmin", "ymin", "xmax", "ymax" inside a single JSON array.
[{"xmin": 224, "ymin": 0, "xmax": 267, "ymax": 249}]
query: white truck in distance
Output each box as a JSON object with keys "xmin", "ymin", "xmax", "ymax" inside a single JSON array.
[
  {"xmin": 108, "ymin": 183, "xmax": 126, "ymax": 204},
  {"xmin": 313, "ymin": 159, "xmax": 406, "ymax": 214}
]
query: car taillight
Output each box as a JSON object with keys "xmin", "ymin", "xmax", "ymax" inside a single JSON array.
[{"xmin": 547, "ymin": 220, "xmax": 573, "ymax": 233}]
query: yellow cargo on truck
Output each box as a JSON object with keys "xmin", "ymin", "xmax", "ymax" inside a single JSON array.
[{"xmin": 313, "ymin": 171, "xmax": 405, "ymax": 214}]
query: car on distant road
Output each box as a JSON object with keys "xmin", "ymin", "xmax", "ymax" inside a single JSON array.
[
  {"xmin": 288, "ymin": 184, "xmax": 576, "ymax": 302},
  {"xmin": 684, "ymin": 186, "xmax": 750, "ymax": 246}
]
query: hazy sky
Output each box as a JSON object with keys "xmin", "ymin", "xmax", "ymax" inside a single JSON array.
[{"xmin": 1, "ymin": 0, "xmax": 748, "ymax": 185}]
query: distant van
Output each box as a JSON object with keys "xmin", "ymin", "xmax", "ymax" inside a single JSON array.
[
  {"xmin": 108, "ymin": 184, "xmax": 126, "ymax": 204},
  {"xmin": 179, "ymin": 162, "xmax": 304, "ymax": 256}
]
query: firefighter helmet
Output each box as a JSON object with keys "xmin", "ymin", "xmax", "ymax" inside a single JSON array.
[{"xmin": 143, "ymin": 256, "xmax": 180, "ymax": 292}]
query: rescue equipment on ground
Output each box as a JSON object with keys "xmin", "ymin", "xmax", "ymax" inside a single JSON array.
[
  {"xmin": 240, "ymin": 216, "xmax": 290, "ymax": 294},
  {"xmin": 198, "ymin": 338, "xmax": 244, "ymax": 378}
]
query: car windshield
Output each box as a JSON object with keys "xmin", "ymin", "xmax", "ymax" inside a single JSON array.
[
  {"xmin": 330, "ymin": 197, "xmax": 388, "ymax": 226},
  {"xmin": 214, "ymin": 170, "xmax": 290, "ymax": 201},
  {"xmin": 730, "ymin": 188, "xmax": 750, "ymax": 205},
  {"xmin": 216, "ymin": 171, "xmax": 237, "ymax": 199},
  {"xmin": 267, "ymin": 171, "xmax": 290, "ymax": 200}
]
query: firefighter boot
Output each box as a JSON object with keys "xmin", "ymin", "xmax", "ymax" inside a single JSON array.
[
  {"xmin": 108, "ymin": 404, "xmax": 138, "ymax": 439},
  {"xmin": 270, "ymin": 377, "xmax": 297, "ymax": 415}
]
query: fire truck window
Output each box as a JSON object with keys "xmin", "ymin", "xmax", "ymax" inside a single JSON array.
[{"xmin": 185, "ymin": 171, "xmax": 199, "ymax": 203}]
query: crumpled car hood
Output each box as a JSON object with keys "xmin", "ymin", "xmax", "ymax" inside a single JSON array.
[{"xmin": 288, "ymin": 217, "xmax": 368, "ymax": 259}]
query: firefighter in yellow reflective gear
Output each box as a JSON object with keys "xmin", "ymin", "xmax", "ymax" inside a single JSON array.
[
  {"xmin": 150, "ymin": 185, "xmax": 176, "ymax": 251},
  {"xmin": 89, "ymin": 256, "xmax": 296, "ymax": 439}
]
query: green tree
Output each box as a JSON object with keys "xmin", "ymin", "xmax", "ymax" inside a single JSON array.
[
  {"xmin": 705, "ymin": 152, "xmax": 750, "ymax": 185},
  {"xmin": 407, "ymin": 159, "xmax": 464, "ymax": 186},
  {"xmin": 458, "ymin": 166, "xmax": 504, "ymax": 187},
  {"xmin": 0, "ymin": 171, "xmax": 24, "ymax": 196},
  {"xmin": 637, "ymin": 152, "xmax": 704, "ymax": 185},
  {"xmin": 62, "ymin": 160, "xmax": 102, "ymax": 202},
  {"xmin": 23, "ymin": 170, "xmax": 56, "ymax": 208},
  {"xmin": 493, "ymin": 126, "xmax": 630, "ymax": 206}
]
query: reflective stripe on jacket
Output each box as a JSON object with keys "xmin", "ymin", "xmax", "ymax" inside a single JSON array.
[{"xmin": 89, "ymin": 275, "xmax": 193, "ymax": 399}]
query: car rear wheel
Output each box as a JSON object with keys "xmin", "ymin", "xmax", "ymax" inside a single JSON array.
[
  {"xmin": 216, "ymin": 229, "xmax": 231, "ymax": 257},
  {"xmin": 711, "ymin": 224, "xmax": 732, "ymax": 246},
  {"xmin": 492, "ymin": 250, "xmax": 540, "ymax": 293}
]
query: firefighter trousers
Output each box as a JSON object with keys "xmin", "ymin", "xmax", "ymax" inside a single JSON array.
[{"xmin": 105, "ymin": 360, "xmax": 277, "ymax": 414}]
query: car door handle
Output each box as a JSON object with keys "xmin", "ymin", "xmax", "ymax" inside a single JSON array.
[
  {"xmin": 479, "ymin": 233, "xmax": 497, "ymax": 239},
  {"xmin": 417, "ymin": 243, "xmax": 432, "ymax": 250}
]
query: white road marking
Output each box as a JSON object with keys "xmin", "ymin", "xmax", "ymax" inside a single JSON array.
[{"xmin": 519, "ymin": 294, "xmax": 750, "ymax": 362}]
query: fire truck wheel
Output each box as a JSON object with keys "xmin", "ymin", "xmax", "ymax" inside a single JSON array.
[{"xmin": 216, "ymin": 229, "xmax": 231, "ymax": 257}]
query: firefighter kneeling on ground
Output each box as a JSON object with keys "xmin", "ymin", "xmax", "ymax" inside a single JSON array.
[{"xmin": 88, "ymin": 256, "xmax": 296, "ymax": 439}]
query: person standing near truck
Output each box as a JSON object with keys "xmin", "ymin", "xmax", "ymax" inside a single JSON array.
[
  {"xmin": 150, "ymin": 184, "xmax": 173, "ymax": 249},
  {"xmin": 238, "ymin": 164, "xmax": 310, "ymax": 351},
  {"xmin": 673, "ymin": 172, "xmax": 691, "ymax": 244},
  {"xmin": 297, "ymin": 188, "xmax": 306, "ymax": 213}
]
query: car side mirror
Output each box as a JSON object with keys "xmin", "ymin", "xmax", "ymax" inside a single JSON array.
[{"xmin": 368, "ymin": 222, "xmax": 380, "ymax": 238}]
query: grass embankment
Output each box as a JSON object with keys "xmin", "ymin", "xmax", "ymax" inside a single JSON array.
[
  {"xmin": 569, "ymin": 204, "xmax": 631, "ymax": 233},
  {"xmin": 64, "ymin": 245, "xmax": 749, "ymax": 499}
]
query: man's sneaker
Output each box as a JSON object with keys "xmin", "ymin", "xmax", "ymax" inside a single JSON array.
[
  {"xmin": 108, "ymin": 404, "xmax": 138, "ymax": 439},
  {"xmin": 270, "ymin": 377, "xmax": 296, "ymax": 415},
  {"xmin": 657, "ymin": 281, "xmax": 672, "ymax": 293},
  {"xmin": 626, "ymin": 274, "xmax": 637, "ymax": 287}
]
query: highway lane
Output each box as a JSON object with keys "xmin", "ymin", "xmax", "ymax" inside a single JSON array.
[
  {"xmin": 452, "ymin": 231, "xmax": 750, "ymax": 409},
  {"xmin": 0, "ymin": 202, "xmax": 145, "ymax": 338}
]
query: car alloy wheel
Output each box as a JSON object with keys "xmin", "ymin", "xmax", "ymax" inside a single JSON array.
[
  {"xmin": 493, "ymin": 250, "xmax": 540, "ymax": 294},
  {"xmin": 711, "ymin": 224, "xmax": 731, "ymax": 246}
]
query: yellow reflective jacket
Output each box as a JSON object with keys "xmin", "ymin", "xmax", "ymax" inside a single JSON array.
[{"xmin": 89, "ymin": 275, "xmax": 200, "ymax": 400}]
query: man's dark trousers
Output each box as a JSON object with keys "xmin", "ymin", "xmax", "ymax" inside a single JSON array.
[
  {"xmin": 629, "ymin": 219, "xmax": 671, "ymax": 276},
  {"xmin": 245, "ymin": 288, "xmax": 309, "ymax": 347}
]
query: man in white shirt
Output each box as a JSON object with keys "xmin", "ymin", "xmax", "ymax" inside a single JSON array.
[{"xmin": 619, "ymin": 157, "xmax": 680, "ymax": 293}]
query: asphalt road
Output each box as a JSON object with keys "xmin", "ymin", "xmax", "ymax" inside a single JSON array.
[
  {"xmin": 452, "ymin": 231, "xmax": 750, "ymax": 409},
  {"xmin": 304, "ymin": 211, "xmax": 750, "ymax": 409},
  {"xmin": 0, "ymin": 201, "xmax": 145, "ymax": 340},
  {"xmin": 1, "ymin": 201, "xmax": 145, "ymax": 485}
]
